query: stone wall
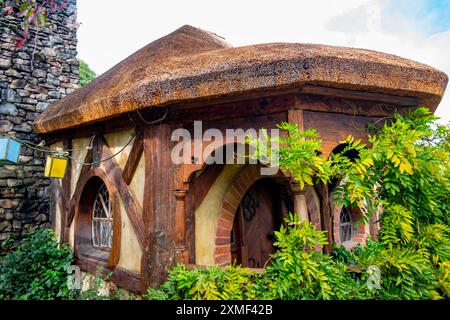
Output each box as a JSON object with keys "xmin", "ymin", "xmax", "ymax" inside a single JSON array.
[{"xmin": 0, "ymin": 0, "xmax": 78, "ymax": 243}]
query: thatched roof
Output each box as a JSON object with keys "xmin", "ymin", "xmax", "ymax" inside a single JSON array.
[{"xmin": 34, "ymin": 25, "xmax": 448, "ymax": 134}]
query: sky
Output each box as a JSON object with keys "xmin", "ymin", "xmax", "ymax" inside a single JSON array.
[{"xmin": 77, "ymin": 0, "xmax": 450, "ymax": 122}]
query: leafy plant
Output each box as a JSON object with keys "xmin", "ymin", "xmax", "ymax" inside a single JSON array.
[
  {"xmin": 147, "ymin": 108, "xmax": 449, "ymax": 300},
  {"xmin": 78, "ymin": 58, "xmax": 96, "ymax": 86},
  {"xmin": 144, "ymin": 264, "xmax": 257, "ymax": 300},
  {"xmin": 0, "ymin": 228, "xmax": 74, "ymax": 300}
]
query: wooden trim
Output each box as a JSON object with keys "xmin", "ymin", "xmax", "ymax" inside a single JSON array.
[
  {"xmin": 122, "ymin": 128, "xmax": 144, "ymax": 184},
  {"xmin": 77, "ymin": 256, "xmax": 142, "ymax": 293},
  {"xmin": 71, "ymin": 168, "xmax": 122, "ymax": 282},
  {"xmin": 40, "ymin": 85, "xmax": 414, "ymax": 144},
  {"xmin": 299, "ymin": 85, "xmax": 419, "ymax": 106},
  {"xmin": 170, "ymin": 94, "xmax": 295, "ymax": 123},
  {"xmin": 174, "ymin": 190, "xmax": 188, "ymax": 264},
  {"xmin": 109, "ymin": 192, "xmax": 121, "ymax": 268},
  {"xmin": 65, "ymin": 142, "xmax": 93, "ymax": 228},
  {"xmin": 100, "ymin": 136, "xmax": 145, "ymax": 249},
  {"xmin": 111, "ymin": 267, "xmax": 141, "ymax": 293},
  {"xmin": 71, "ymin": 168, "xmax": 120, "ymax": 260}
]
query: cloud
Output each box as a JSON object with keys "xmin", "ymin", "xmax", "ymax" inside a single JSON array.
[{"xmin": 325, "ymin": 0, "xmax": 450, "ymax": 122}]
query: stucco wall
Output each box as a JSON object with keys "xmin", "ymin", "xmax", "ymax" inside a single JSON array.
[
  {"xmin": 195, "ymin": 164, "xmax": 243, "ymax": 266},
  {"xmin": 129, "ymin": 154, "xmax": 145, "ymax": 210},
  {"xmin": 117, "ymin": 197, "xmax": 142, "ymax": 273},
  {"xmin": 103, "ymin": 130, "xmax": 135, "ymax": 171},
  {"xmin": 70, "ymin": 137, "xmax": 90, "ymax": 198}
]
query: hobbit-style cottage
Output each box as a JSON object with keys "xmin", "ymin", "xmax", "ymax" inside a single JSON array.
[{"xmin": 33, "ymin": 25, "xmax": 448, "ymax": 293}]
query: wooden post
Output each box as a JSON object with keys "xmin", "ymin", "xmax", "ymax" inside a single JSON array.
[
  {"xmin": 288, "ymin": 97, "xmax": 304, "ymax": 130},
  {"xmin": 288, "ymin": 103, "xmax": 309, "ymax": 222},
  {"xmin": 291, "ymin": 182, "xmax": 309, "ymax": 222},
  {"xmin": 315, "ymin": 183, "xmax": 333, "ymax": 253},
  {"xmin": 174, "ymin": 189, "xmax": 189, "ymax": 264},
  {"xmin": 141, "ymin": 123, "xmax": 176, "ymax": 290},
  {"xmin": 60, "ymin": 139, "xmax": 72, "ymax": 243}
]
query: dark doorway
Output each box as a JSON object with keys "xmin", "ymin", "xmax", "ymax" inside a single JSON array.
[{"xmin": 230, "ymin": 178, "xmax": 291, "ymax": 268}]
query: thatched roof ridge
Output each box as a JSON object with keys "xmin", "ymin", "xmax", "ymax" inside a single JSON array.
[{"xmin": 34, "ymin": 25, "xmax": 448, "ymax": 133}]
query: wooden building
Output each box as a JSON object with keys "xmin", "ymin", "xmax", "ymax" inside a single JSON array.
[{"xmin": 33, "ymin": 25, "xmax": 448, "ymax": 293}]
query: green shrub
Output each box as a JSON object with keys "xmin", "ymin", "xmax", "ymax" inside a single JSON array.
[
  {"xmin": 145, "ymin": 217, "xmax": 361, "ymax": 300},
  {"xmin": 258, "ymin": 216, "xmax": 356, "ymax": 300},
  {"xmin": 0, "ymin": 228, "xmax": 74, "ymax": 300},
  {"xmin": 144, "ymin": 264, "xmax": 257, "ymax": 300}
]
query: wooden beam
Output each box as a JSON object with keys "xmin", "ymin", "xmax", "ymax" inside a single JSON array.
[
  {"xmin": 60, "ymin": 139, "xmax": 72, "ymax": 243},
  {"xmin": 141, "ymin": 123, "xmax": 176, "ymax": 290},
  {"xmin": 64, "ymin": 146, "xmax": 93, "ymax": 234},
  {"xmin": 77, "ymin": 257, "xmax": 142, "ymax": 293},
  {"xmin": 122, "ymin": 128, "xmax": 144, "ymax": 185}
]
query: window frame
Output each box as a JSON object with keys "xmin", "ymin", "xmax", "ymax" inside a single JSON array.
[
  {"xmin": 91, "ymin": 182, "xmax": 114, "ymax": 250},
  {"xmin": 75, "ymin": 174, "xmax": 121, "ymax": 268}
]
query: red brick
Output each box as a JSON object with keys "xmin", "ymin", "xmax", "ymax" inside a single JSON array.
[
  {"xmin": 217, "ymin": 217, "xmax": 233, "ymax": 230},
  {"xmin": 215, "ymin": 253, "xmax": 232, "ymax": 265},
  {"xmin": 215, "ymin": 245, "xmax": 230, "ymax": 255},
  {"xmin": 216, "ymin": 226, "xmax": 231, "ymax": 238},
  {"xmin": 215, "ymin": 237, "xmax": 229, "ymax": 245},
  {"xmin": 220, "ymin": 208, "xmax": 235, "ymax": 222}
]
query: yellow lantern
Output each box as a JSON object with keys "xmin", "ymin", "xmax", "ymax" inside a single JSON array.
[{"xmin": 44, "ymin": 155, "xmax": 68, "ymax": 178}]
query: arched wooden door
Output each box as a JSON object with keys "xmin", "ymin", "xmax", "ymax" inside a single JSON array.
[{"xmin": 231, "ymin": 179, "xmax": 290, "ymax": 268}]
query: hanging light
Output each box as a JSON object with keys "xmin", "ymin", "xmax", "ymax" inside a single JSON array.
[
  {"xmin": 0, "ymin": 136, "xmax": 21, "ymax": 164},
  {"xmin": 44, "ymin": 153, "xmax": 68, "ymax": 178}
]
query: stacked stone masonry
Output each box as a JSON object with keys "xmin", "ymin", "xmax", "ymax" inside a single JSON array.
[{"xmin": 0, "ymin": 0, "xmax": 78, "ymax": 242}]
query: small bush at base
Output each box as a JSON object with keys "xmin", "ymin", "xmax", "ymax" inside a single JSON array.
[{"xmin": 0, "ymin": 228, "xmax": 73, "ymax": 300}]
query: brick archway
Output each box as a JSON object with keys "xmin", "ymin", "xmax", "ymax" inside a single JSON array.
[{"xmin": 214, "ymin": 164, "xmax": 289, "ymax": 266}]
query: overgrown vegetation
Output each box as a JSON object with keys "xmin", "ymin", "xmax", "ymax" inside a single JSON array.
[{"xmin": 145, "ymin": 108, "xmax": 450, "ymax": 300}]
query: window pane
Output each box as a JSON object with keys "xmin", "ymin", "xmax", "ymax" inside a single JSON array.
[
  {"xmin": 340, "ymin": 207, "xmax": 353, "ymax": 243},
  {"xmin": 92, "ymin": 182, "xmax": 113, "ymax": 249}
]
